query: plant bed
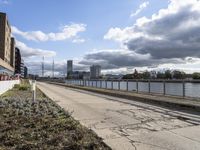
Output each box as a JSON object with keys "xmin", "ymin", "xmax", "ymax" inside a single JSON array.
[{"xmin": 0, "ymin": 83, "xmax": 110, "ymax": 150}]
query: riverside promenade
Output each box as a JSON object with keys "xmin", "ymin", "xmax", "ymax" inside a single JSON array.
[{"xmin": 37, "ymin": 82, "xmax": 200, "ymax": 150}]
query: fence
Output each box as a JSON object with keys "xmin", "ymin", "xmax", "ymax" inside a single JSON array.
[
  {"xmin": 0, "ymin": 80, "xmax": 20, "ymax": 95},
  {"xmin": 65, "ymin": 79, "xmax": 200, "ymax": 98}
]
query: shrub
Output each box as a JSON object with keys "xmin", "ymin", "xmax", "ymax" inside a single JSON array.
[
  {"xmin": 14, "ymin": 84, "xmax": 20, "ymax": 89},
  {"xmin": 19, "ymin": 85, "xmax": 29, "ymax": 91}
]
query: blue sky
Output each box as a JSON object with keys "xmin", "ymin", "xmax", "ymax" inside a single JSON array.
[{"xmin": 1, "ymin": 0, "xmax": 200, "ymax": 76}]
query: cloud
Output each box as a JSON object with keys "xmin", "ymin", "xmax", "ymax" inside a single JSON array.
[
  {"xmin": 16, "ymin": 40, "xmax": 56, "ymax": 58},
  {"xmin": 105, "ymin": 0, "xmax": 200, "ymax": 61},
  {"xmin": 72, "ymin": 38, "xmax": 85, "ymax": 43},
  {"xmin": 0, "ymin": 0, "xmax": 9, "ymax": 5},
  {"xmin": 130, "ymin": 1, "xmax": 149, "ymax": 17},
  {"xmin": 78, "ymin": 49, "xmax": 185, "ymax": 70},
  {"xmin": 12, "ymin": 23, "xmax": 86, "ymax": 42}
]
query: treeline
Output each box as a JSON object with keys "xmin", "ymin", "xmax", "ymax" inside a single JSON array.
[{"xmin": 122, "ymin": 69, "xmax": 200, "ymax": 80}]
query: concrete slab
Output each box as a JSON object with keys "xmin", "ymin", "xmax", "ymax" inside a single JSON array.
[{"xmin": 37, "ymin": 82, "xmax": 200, "ymax": 150}]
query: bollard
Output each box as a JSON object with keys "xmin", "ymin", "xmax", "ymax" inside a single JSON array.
[{"xmin": 32, "ymin": 80, "xmax": 36, "ymax": 103}]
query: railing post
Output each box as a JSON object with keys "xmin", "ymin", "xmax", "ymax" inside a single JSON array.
[
  {"xmin": 163, "ymin": 80, "xmax": 166, "ymax": 95},
  {"xmin": 92, "ymin": 80, "xmax": 94, "ymax": 87},
  {"xmin": 118, "ymin": 80, "xmax": 120, "ymax": 90},
  {"xmin": 183, "ymin": 80, "xmax": 185, "ymax": 97},
  {"xmin": 136, "ymin": 80, "xmax": 139, "ymax": 93},
  {"xmin": 100, "ymin": 80, "xmax": 102, "ymax": 89},
  {"xmin": 105, "ymin": 80, "xmax": 107, "ymax": 89},
  {"xmin": 126, "ymin": 80, "xmax": 129, "ymax": 91},
  {"xmin": 96, "ymin": 80, "xmax": 98, "ymax": 88},
  {"xmin": 111, "ymin": 80, "xmax": 113, "ymax": 90},
  {"xmin": 148, "ymin": 80, "xmax": 151, "ymax": 93}
]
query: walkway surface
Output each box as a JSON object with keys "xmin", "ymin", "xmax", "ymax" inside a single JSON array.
[{"xmin": 37, "ymin": 82, "xmax": 200, "ymax": 150}]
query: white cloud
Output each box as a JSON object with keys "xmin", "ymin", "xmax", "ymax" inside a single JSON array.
[
  {"xmin": 72, "ymin": 38, "xmax": 85, "ymax": 43},
  {"xmin": 12, "ymin": 23, "xmax": 87, "ymax": 42},
  {"xmin": 130, "ymin": 1, "xmax": 149, "ymax": 17},
  {"xmin": 16, "ymin": 40, "xmax": 56, "ymax": 58},
  {"xmin": 101, "ymin": 0, "xmax": 200, "ymax": 73}
]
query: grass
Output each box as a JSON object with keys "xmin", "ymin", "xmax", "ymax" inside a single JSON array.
[{"xmin": 0, "ymin": 80, "xmax": 110, "ymax": 150}]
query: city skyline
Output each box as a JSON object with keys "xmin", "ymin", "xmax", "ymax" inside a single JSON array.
[{"xmin": 1, "ymin": 0, "xmax": 200, "ymax": 76}]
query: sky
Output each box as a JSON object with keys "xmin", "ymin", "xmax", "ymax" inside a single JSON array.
[{"xmin": 1, "ymin": 0, "xmax": 200, "ymax": 76}]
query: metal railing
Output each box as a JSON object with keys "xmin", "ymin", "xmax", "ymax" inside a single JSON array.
[{"xmin": 65, "ymin": 79, "xmax": 200, "ymax": 98}]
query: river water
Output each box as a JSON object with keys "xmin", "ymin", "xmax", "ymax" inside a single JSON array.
[{"xmin": 66, "ymin": 80, "xmax": 200, "ymax": 98}]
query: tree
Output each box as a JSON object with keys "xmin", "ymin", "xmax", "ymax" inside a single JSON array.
[
  {"xmin": 142, "ymin": 71, "xmax": 150, "ymax": 79},
  {"xmin": 122, "ymin": 74, "xmax": 133, "ymax": 79},
  {"xmin": 164, "ymin": 70, "xmax": 172, "ymax": 79},
  {"xmin": 192, "ymin": 72, "xmax": 200, "ymax": 79},
  {"xmin": 172, "ymin": 70, "xmax": 186, "ymax": 79},
  {"xmin": 157, "ymin": 72, "xmax": 165, "ymax": 79},
  {"xmin": 133, "ymin": 69, "xmax": 139, "ymax": 79}
]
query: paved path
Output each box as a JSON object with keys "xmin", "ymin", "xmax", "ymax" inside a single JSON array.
[{"xmin": 37, "ymin": 82, "xmax": 200, "ymax": 150}]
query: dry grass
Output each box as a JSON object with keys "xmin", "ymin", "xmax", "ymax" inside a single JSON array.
[{"xmin": 0, "ymin": 81, "xmax": 110, "ymax": 150}]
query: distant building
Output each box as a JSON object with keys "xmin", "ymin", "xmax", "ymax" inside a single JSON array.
[
  {"xmin": 15, "ymin": 47, "xmax": 21, "ymax": 74},
  {"xmin": 20, "ymin": 59, "xmax": 24, "ymax": 77},
  {"xmin": 70, "ymin": 71, "xmax": 90, "ymax": 79},
  {"xmin": 150, "ymin": 71, "xmax": 157, "ymax": 79},
  {"xmin": 90, "ymin": 65, "xmax": 101, "ymax": 79},
  {"xmin": 67, "ymin": 60, "xmax": 73, "ymax": 78},
  {"xmin": 82, "ymin": 72, "xmax": 90, "ymax": 80},
  {"xmin": 0, "ymin": 12, "xmax": 15, "ymax": 76},
  {"xmin": 24, "ymin": 66, "xmax": 28, "ymax": 78},
  {"xmin": 10, "ymin": 37, "xmax": 15, "ymax": 68}
]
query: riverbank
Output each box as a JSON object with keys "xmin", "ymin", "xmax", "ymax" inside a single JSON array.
[
  {"xmin": 0, "ymin": 81, "xmax": 110, "ymax": 150},
  {"xmin": 47, "ymin": 82, "xmax": 200, "ymax": 113}
]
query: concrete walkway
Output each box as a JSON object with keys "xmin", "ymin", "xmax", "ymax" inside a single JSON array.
[{"xmin": 37, "ymin": 82, "xmax": 200, "ymax": 150}]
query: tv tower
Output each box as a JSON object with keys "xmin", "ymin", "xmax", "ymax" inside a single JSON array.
[{"xmin": 52, "ymin": 58, "xmax": 54, "ymax": 78}]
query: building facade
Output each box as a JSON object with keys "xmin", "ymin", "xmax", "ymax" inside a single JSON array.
[
  {"xmin": 15, "ymin": 47, "xmax": 21, "ymax": 75},
  {"xmin": 20, "ymin": 59, "xmax": 24, "ymax": 78},
  {"xmin": 90, "ymin": 65, "xmax": 101, "ymax": 79},
  {"xmin": 0, "ymin": 12, "xmax": 15, "ymax": 76},
  {"xmin": 10, "ymin": 37, "xmax": 15, "ymax": 68},
  {"xmin": 24, "ymin": 66, "xmax": 28, "ymax": 78}
]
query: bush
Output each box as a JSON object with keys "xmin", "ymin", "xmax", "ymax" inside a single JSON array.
[
  {"xmin": 19, "ymin": 85, "xmax": 29, "ymax": 91},
  {"xmin": 14, "ymin": 84, "xmax": 29, "ymax": 91},
  {"xmin": 14, "ymin": 84, "xmax": 20, "ymax": 89}
]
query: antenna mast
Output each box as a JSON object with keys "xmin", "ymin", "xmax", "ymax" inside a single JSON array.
[
  {"xmin": 42, "ymin": 56, "xmax": 44, "ymax": 77},
  {"xmin": 52, "ymin": 58, "xmax": 54, "ymax": 78}
]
